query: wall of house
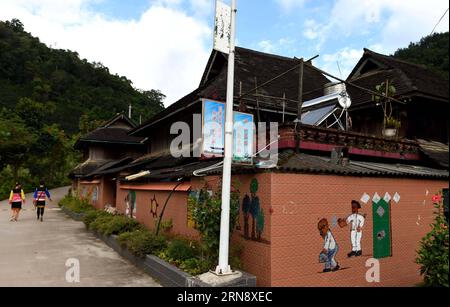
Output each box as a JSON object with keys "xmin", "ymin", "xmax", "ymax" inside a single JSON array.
[
  {"xmin": 115, "ymin": 184, "xmax": 198, "ymax": 238},
  {"xmin": 78, "ymin": 181, "xmax": 102, "ymax": 209},
  {"xmin": 191, "ymin": 174, "xmax": 273, "ymax": 287},
  {"xmin": 108, "ymin": 172, "xmax": 446, "ymax": 287},
  {"xmin": 269, "ymin": 173, "xmax": 447, "ymax": 287}
]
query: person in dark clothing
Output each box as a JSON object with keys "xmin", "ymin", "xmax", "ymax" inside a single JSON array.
[{"xmin": 33, "ymin": 180, "xmax": 52, "ymax": 222}]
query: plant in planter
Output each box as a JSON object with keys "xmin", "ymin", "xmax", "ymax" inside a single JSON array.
[
  {"xmin": 383, "ymin": 117, "xmax": 401, "ymax": 137},
  {"xmin": 372, "ymin": 80, "xmax": 400, "ymax": 137},
  {"xmin": 188, "ymin": 180, "xmax": 241, "ymax": 262}
]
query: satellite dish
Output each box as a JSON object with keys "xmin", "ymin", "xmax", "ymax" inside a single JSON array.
[{"xmin": 338, "ymin": 91, "xmax": 352, "ymax": 109}]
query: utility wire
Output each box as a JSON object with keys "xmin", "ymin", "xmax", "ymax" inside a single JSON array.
[{"xmin": 431, "ymin": 8, "xmax": 449, "ymax": 35}]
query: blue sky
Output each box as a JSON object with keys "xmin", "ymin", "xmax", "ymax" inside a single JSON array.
[{"xmin": 0, "ymin": 0, "xmax": 448, "ymax": 106}]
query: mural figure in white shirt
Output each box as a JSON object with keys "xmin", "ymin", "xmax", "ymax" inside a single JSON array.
[
  {"xmin": 318, "ymin": 218, "xmax": 340, "ymax": 273},
  {"xmin": 339, "ymin": 200, "xmax": 366, "ymax": 257}
]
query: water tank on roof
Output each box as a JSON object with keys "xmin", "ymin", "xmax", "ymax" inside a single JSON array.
[{"xmin": 324, "ymin": 82, "xmax": 347, "ymax": 96}]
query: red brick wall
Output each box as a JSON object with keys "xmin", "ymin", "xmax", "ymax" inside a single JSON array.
[
  {"xmin": 270, "ymin": 173, "xmax": 447, "ymax": 287},
  {"xmin": 78, "ymin": 182, "xmax": 102, "ymax": 209},
  {"xmin": 192, "ymin": 174, "xmax": 273, "ymax": 287},
  {"xmin": 115, "ymin": 185, "xmax": 198, "ymax": 238},
  {"xmin": 108, "ymin": 173, "xmax": 446, "ymax": 287}
]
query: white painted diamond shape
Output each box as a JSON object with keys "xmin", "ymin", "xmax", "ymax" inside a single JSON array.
[
  {"xmin": 393, "ymin": 192, "xmax": 401, "ymax": 204},
  {"xmin": 373, "ymin": 192, "xmax": 381, "ymax": 204},
  {"xmin": 361, "ymin": 193, "xmax": 371, "ymax": 204},
  {"xmin": 377, "ymin": 206, "xmax": 385, "ymax": 217},
  {"xmin": 384, "ymin": 192, "xmax": 392, "ymax": 203}
]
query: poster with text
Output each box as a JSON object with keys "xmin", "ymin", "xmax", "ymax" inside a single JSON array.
[
  {"xmin": 233, "ymin": 111, "xmax": 254, "ymax": 165},
  {"xmin": 202, "ymin": 99, "xmax": 225, "ymax": 157}
]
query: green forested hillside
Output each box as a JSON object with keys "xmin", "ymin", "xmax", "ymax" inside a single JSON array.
[
  {"xmin": 0, "ymin": 19, "xmax": 165, "ymax": 134},
  {"xmin": 0, "ymin": 19, "xmax": 165, "ymax": 198},
  {"xmin": 393, "ymin": 32, "xmax": 449, "ymax": 80}
]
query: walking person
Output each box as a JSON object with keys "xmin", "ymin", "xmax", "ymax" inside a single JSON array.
[
  {"xmin": 33, "ymin": 180, "xmax": 52, "ymax": 222},
  {"xmin": 318, "ymin": 218, "xmax": 340, "ymax": 273},
  {"xmin": 8, "ymin": 182, "xmax": 26, "ymax": 222}
]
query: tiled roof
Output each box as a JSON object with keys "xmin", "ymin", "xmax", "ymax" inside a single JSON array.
[
  {"xmin": 130, "ymin": 47, "xmax": 330, "ymax": 135},
  {"xmin": 75, "ymin": 128, "xmax": 146, "ymax": 148},
  {"xmin": 69, "ymin": 160, "xmax": 112, "ymax": 178},
  {"xmin": 277, "ymin": 150, "xmax": 448, "ymax": 179},
  {"xmin": 348, "ymin": 49, "xmax": 449, "ymax": 106},
  {"xmin": 84, "ymin": 157, "xmax": 135, "ymax": 178},
  {"xmin": 417, "ymin": 139, "xmax": 449, "ymax": 169}
]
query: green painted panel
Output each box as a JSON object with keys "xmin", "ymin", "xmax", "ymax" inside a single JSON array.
[{"xmin": 372, "ymin": 199, "xmax": 392, "ymax": 259}]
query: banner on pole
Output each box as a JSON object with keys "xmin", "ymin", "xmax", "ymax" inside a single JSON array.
[
  {"xmin": 213, "ymin": 0, "xmax": 232, "ymax": 54},
  {"xmin": 233, "ymin": 112, "xmax": 254, "ymax": 165},
  {"xmin": 201, "ymin": 99, "xmax": 254, "ymax": 164},
  {"xmin": 202, "ymin": 99, "xmax": 225, "ymax": 157}
]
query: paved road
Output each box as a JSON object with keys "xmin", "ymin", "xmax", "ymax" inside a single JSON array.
[{"xmin": 0, "ymin": 186, "xmax": 160, "ymax": 287}]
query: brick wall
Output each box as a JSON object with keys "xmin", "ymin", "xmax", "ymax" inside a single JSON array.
[
  {"xmin": 109, "ymin": 173, "xmax": 446, "ymax": 287},
  {"xmin": 270, "ymin": 173, "xmax": 447, "ymax": 287}
]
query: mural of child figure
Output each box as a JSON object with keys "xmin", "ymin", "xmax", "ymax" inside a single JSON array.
[
  {"xmin": 338, "ymin": 200, "xmax": 366, "ymax": 258},
  {"xmin": 318, "ymin": 218, "xmax": 340, "ymax": 273}
]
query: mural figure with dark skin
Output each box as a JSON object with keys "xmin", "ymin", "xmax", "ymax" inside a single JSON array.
[
  {"xmin": 250, "ymin": 195, "xmax": 260, "ymax": 240},
  {"xmin": 338, "ymin": 200, "xmax": 366, "ymax": 258},
  {"xmin": 242, "ymin": 195, "xmax": 251, "ymax": 239},
  {"xmin": 249, "ymin": 179, "xmax": 260, "ymax": 240}
]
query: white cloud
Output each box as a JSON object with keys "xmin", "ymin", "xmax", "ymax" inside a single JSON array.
[
  {"xmin": 258, "ymin": 40, "xmax": 276, "ymax": 53},
  {"xmin": 257, "ymin": 37, "xmax": 296, "ymax": 55},
  {"xmin": 321, "ymin": 48, "xmax": 364, "ymax": 79},
  {"xmin": 310, "ymin": 0, "xmax": 449, "ymax": 53},
  {"xmin": 0, "ymin": 0, "xmax": 213, "ymax": 107},
  {"xmin": 303, "ymin": 0, "xmax": 449, "ymax": 78}
]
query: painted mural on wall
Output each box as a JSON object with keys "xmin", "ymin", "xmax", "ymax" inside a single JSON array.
[
  {"xmin": 338, "ymin": 200, "xmax": 366, "ymax": 258},
  {"xmin": 125, "ymin": 190, "xmax": 137, "ymax": 219},
  {"xmin": 242, "ymin": 178, "xmax": 266, "ymax": 243},
  {"xmin": 317, "ymin": 200, "xmax": 367, "ymax": 273},
  {"xmin": 150, "ymin": 194, "xmax": 159, "ymax": 219},
  {"xmin": 318, "ymin": 218, "xmax": 340, "ymax": 273},
  {"xmin": 92, "ymin": 186, "xmax": 99, "ymax": 202}
]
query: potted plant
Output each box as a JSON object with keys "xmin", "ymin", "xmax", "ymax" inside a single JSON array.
[
  {"xmin": 373, "ymin": 80, "xmax": 400, "ymax": 137},
  {"xmin": 383, "ymin": 117, "xmax": 401, "ymax": 137}
]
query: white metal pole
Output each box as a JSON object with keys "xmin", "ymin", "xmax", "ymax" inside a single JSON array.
[{"xmin": 216, "ymin": 0, "xmax": 237, "ymax": 276}]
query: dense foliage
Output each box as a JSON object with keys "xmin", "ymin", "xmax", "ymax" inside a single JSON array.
[
  {"xmin": 188, "ymin": 181, "xmax": 241, "ymax": 262},
  {"xmin": 416, "ymin": 192, "xmax": 449, "ymax": 287},
  {"xmin": 393, "ymin": 32, "xmax": 449, "ymax": 79},
  {"xmin": 0, "ymin": 19, "xmax": 165, "ymax": 133},
  {"xmin": 0, "ymin": 19, "xmax": 165, "ymax": 199}
]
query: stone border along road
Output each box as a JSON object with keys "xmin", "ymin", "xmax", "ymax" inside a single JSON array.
[{"xmin": 0, "ymin": 186, "xmax": 161, "ymax": 287}]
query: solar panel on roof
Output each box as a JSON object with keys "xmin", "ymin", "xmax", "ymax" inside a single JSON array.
[{"xmin": 301, "ymin": 105, "xmax": 336, "ymax": 126}]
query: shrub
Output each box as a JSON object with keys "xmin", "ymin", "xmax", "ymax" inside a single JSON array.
[
  {"xmin": 117, "ymin": 230, "xmax": 167, "ymax": 258},
  {"xmin": 83, "ymin": 210, "xmax": 111, "ymax": 228},
  {"xmin": 89, "ymin": 214, "xmax": 115, "ymax": 234},
  {"xmin": 166, "ymin": 239, "xmax": 196, "ymax": 262},
  {"xmin": 102, "ymin": 215, "xmax": 142, "ymax": 236},
  {"xmin": 188, "ymin": 181, "xmax": 240, "ymax": 260},
  {"xmin": 179, "ymin": 258, "xmax": 213, "ymax": 276},
  {"xmin": 59, "ymin": 195, "xmax": 94, "ymax": 213},
  {"xmin": 417, "ymin": 192, "xmax": 449, "ymax": 287}
]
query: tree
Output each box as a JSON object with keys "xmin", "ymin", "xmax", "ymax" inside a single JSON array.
[
  {"xmin": 16, "ymin": 97, "xmax": 55, "ymax": 130},
  {"xmin": 0, "ymin": 110, "xmax": 37, "ymax": 180},
  {"xmin": 0, "ymin": 19, "xmax": 165, "ymax": 134},
  {"xmin": 393, "ymin": 32, "xmax": 449, "ymax": 80}
]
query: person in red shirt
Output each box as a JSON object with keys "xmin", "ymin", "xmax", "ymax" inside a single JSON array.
[{"xmin": 8, "ymin": 182, "xmax": 26, "ymax": 222}]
